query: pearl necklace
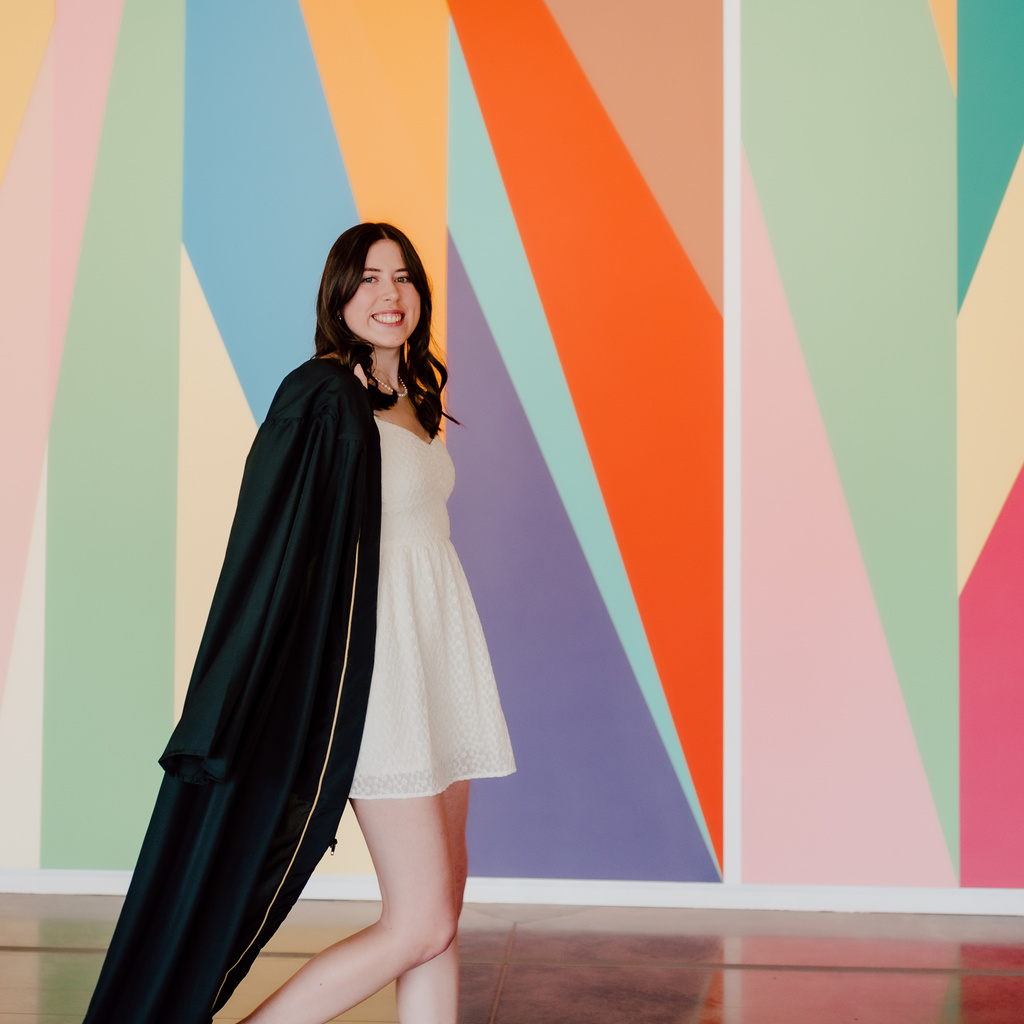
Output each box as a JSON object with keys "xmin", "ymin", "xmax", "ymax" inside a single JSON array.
[{"xmin": 374, "ymin": 372, "xmax": 408, "ymax": 398}]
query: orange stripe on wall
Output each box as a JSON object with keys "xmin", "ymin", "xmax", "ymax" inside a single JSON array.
[
  {"xmin": 0, "ymin": 1, "xmax": 53, "ymax": 182},
  {"xmin": 928, "ymin": 0, "xmax": 956, "ymax": 92},
  {"xmin": 449, "ymin": 0, "xmax": 724, "ymax": 861},
  {"xmin": 300, "ymin": 0, "xmax": 449, "ymax": 356}
]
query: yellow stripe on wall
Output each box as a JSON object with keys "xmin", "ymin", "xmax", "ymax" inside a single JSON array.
[
  {"xmin": 0, "ymin": 1, "xmax": 53, "ymax": 181},
  {"xmin": 927, "ymin": 0, "xmax": 956, "ymax": 93},
  {"xmin": 300, "ymin": 0, "xmax": 450, "ymax": 359}
]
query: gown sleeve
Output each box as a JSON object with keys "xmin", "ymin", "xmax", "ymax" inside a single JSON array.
[{"xmin": 160, "ymin": 370, "xmax": 370, "ymax": 784}]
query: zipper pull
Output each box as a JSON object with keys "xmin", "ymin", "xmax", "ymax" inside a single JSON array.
[{"xmin": 329, "ymin": 836, "xmax": 338, "ymax": 856}]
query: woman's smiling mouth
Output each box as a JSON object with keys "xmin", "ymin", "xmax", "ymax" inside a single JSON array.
[{"xmin": 372, "ymin": 312, "xmax": 405, "ymax": 325}]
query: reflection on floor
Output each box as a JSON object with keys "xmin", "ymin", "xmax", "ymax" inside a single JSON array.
[{"xmin": 1, "ymin": 894, "xmax": 1023, "ymax": 1022}]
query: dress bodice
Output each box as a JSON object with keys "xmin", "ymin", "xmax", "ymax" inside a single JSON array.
[{"xmin": 375, "ymin": 417, "xmax": 455, "ymax": 547}]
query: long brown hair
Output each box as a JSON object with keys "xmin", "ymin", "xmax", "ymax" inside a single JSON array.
[{"xmin": 314, "ymin": 222, "xmax": 451, "ymax": 437}]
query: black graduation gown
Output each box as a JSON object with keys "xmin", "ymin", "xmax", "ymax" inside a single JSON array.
[{"xmin": 83, "ymin": 359, "xmax": 382, "ymax": 1024}]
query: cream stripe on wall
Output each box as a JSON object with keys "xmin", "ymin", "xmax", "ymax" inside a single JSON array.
[
  {"xmin": 0, "ymin": 456, "xmax": 47, "ymax": 869},
  {"xmin": 177, "ymin": 244, "xmax": 376, "ymax": 879},
  {"xmin": 175, "ymin": 247, "xmax": 257, "ymax": 718},
  {"xmin": 957, "ymin": 142, "xmax": 1024, "ymax": 591}
]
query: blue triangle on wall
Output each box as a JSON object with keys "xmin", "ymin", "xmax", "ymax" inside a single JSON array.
[{"xmin": 183, "ymin": 0, "xmax": 358, "ymax": 420}]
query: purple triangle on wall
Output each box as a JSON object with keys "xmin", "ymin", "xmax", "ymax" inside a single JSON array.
[{"xmin": 446, "ymin": 237, "xmax": 719, "ymax": 881}]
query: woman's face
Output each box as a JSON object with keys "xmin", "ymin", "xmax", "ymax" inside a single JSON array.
[{"xmin": 342, "ymin": 239, "xmax": 421, "ymax": 360}]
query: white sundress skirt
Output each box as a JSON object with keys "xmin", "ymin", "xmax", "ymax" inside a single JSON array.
[{"xmin": 348, "ymin": 418, "xmax": 515, "ymax": 799}]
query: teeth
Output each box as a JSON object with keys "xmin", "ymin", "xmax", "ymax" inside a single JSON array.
[{"xmin": 373, "ymin": 313, "xmax": 403, "ymax": 324}]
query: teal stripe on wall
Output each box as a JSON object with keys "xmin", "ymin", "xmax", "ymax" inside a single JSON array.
[
  {"xmin": 43, "ymin": 0, "xmax": 185, "ymax": 869},
  {"xmin": 958, "ymin": 0, "xmax": 1024, "ymax": 306}
]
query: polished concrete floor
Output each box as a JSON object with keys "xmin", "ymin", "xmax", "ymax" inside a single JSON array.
[{"xmin": 1, "ymin": 893, "xmax": 1023, "ymax": 1022}]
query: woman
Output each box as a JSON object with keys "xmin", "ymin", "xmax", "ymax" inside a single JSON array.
[{"xmin": 82, "ymin": 224, "xmax": 514, "ymax": 1024}]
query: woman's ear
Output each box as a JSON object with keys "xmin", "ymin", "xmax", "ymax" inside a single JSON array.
[{"xmin": 353, "ymin": 363, "xmax": 368, "ymax": 388}]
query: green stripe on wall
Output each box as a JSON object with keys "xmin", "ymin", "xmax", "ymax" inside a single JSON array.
[
  {"xmin": 743, "ymin": 1, "xmax": 958, "ymax": 869},
  {"xmin": 43, "ymin": 0, "xmax": 184, "ymax": 869}
]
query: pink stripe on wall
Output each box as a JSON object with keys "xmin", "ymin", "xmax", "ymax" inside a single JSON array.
[
  {"xmin": 740, "ymin": 154, "xmax": 955, "ymax": 885},
  {"xmin": 1, "ymin": 1, "xmax": 123, "ymax": 710},
  {"xmin": 51, "ymin": 0, "xmax": 125, "ymax": 393},
  {"xmin": 961, "ymin": 462, "xmax": 1024, "ymax": 887},
  {"xmin": 0, "ymin": 46, "xmax": 53, "ymax": 708}
]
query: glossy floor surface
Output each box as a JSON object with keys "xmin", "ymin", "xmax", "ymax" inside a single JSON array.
[{"xmin": 1, "ymin": 894, "xmax": 1023, "ymax": 1022}]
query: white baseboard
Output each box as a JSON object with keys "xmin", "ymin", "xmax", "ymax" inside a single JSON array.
[
  {"xmin": 3, "ymin": 869, "xmax": 1022, "ymax": 916},
  {"xmin": 0, "ymin": 869, "xmax": 133, "ymax": 896},
  {"xmin": 463, "ymin": 878, "xmax": 1024, "ymax": 916}
]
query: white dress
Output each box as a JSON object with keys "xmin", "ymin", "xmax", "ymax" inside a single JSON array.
[{"xmin": 348, "ymin": 417, "xmax": 516, "ymax": 799}]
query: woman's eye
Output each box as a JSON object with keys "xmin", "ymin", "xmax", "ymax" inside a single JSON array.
[
  {"xmin": 396, "ymin": 276, "xmax": 409, "ymax": 283},
  {"xmin": 362, "ymin": 275, "xmax": 375, "ymax": 284}
]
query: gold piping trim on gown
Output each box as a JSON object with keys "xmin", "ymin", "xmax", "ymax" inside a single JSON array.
[{"xmin": 212, "ymin": 535, "xmax": 361, "ymax": 1009}]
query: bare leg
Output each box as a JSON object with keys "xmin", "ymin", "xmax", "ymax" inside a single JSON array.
[
  {"xmin": 394, "ymin": 780, "xmax": 471, "ymax": 1022},
  {"xmin": 240, "ymin": 792, "xmax": 458, "ymax": 1024}
]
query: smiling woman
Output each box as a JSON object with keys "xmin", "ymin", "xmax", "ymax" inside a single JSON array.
[
  {"xmin": 314, "ymin": 222, "xmax": 452, "ymax": 442},
  {"xmin": 343, "ymin": 241, "xmax": 420, "ymax": 356},
  {"xmin": 79, "ymin": 223, "xmax": 515, "ymax": 1024}
]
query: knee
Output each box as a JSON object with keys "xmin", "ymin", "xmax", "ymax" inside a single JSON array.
[
  {"xmin": 419, "ymin": 909, "xmax": 459, "ymax": 965},
  {"xmin": 401, "ymin": 908, "xmax": 458, "ymax": 968}
]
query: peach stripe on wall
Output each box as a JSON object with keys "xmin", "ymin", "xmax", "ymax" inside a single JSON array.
[
  {"xmin": 0, "ymin": 43, "xmax": 53, "ymax": 714},
  {"xmin": 544, "ymin": 0, "xmax": 723, "ymax": 311},
  {"xmin": 741, "ymin": 155, "xmax": 955, "ymax": 886},
  {"xmin": 51, "ymin": 0, "xmax": 125, "ymax": 396},
  {"xmin": 300, "ymin": 0, "xmax": 450, "ymax": 357}
]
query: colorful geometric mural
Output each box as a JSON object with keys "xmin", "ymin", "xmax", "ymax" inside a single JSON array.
[
  {"xmin": 0, "ymin": 0, "xmax": 722, "ymax": 882},
  {"xmin": 5, "ymin": 0, "xmax": 1024, "ymax": 895}
]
